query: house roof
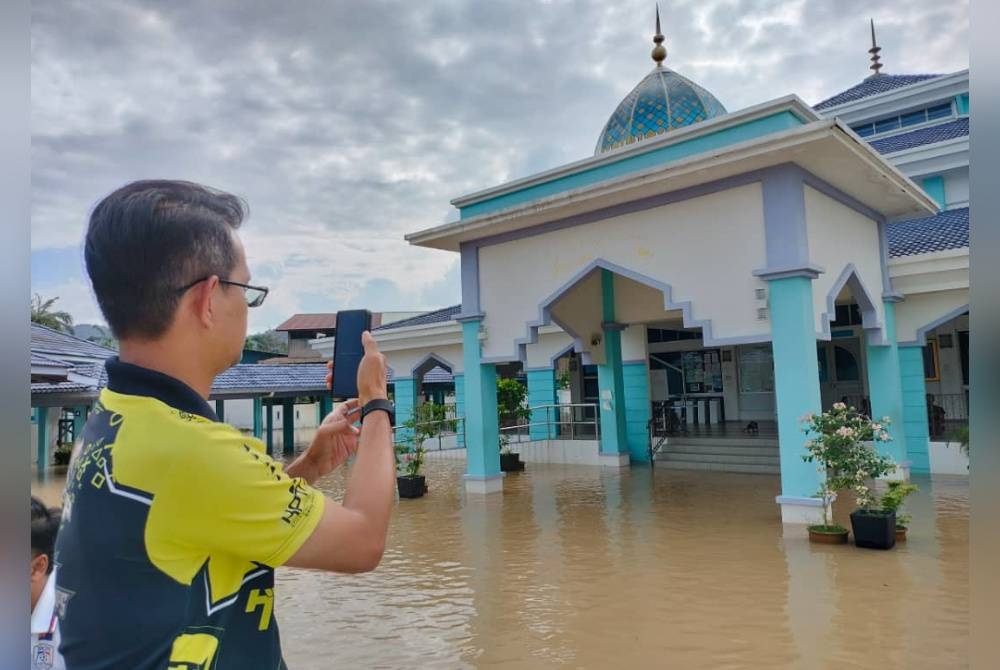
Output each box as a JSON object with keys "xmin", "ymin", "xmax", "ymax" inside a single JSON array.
[
  {"xmin": 209, "ymin": 363, "xmax": 330, "ymax": 397},
  {"xmin": 31, "ymin": 323, "xmax": 117, "ymax": 359},
  {"xmin": 31, "ymin": 352, "xmax": 71, "ymax": 368},
  {"xmin": 31, "ymin": 381, "xmax": 97, "ymax": 395},
  {"xmin": 886, "ymin": 207, "xmax": 968, "ymax": 258},
  {"xmin": 813, "ymin": 74, "xmax": 944, "ymax": 110},
  {"xmin": 869, "ymin": 117, "xmax": 968, "ymax": 155},
  {"xmin": 374, "ymin": 305, "xmax": 461, "ymax": 331},
  {"xmin": 276, "ymin": 313, "xmax": 385, "ymax": 332}
]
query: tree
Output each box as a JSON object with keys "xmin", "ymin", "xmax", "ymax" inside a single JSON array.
[
  {"xmin": 245, "ymin": 329, "xmax": 288, "ymax": 354},
  {"xmin": 31, "ymin": 294, "xmax": 74, "ymax": 333},
  {"xmin": 85, "ymin": 325, "xmax": 118, "ymax": 351}
]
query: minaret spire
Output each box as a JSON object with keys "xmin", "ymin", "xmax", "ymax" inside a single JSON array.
[
  {"xmin": 868, "ymin": 18, "xmax": 883, "ymax": 77},
  {"xmin": 651, "ymin": 4, "xmax": 667, "ymax": 66}
]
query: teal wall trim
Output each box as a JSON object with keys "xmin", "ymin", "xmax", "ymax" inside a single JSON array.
[
  {"xmin": 955, "ymin": 93, "xmax": 969, "ymax": 115},
  {"xmin": 454, "ymin": 374, "xmax": 466, "ymax": 448},
  {"xmin": 214, "ymin": 399, "xmax": 225, "ymax": 423},
  {"xmin": 459, "ymin": 112, "xmax": 804, "ymax": 219},
  {"xmin": 265, "ymin": 400, "xmax": 274, "ymax": 453},
  {"xmin": 462, "ymin": 320, "xmax": 500, "ymax": 478},
  {"xmin": 623, "ymin": 362, "xmax": 652, "ymax": 462},
  {"xmin": 899, "ymin": 346, "xmax": 931, "ymax": 473},
  {"xmin": 527, "ymin": 368, "xmax": 557, "ymax": 440},
  {"xmin": 319, "ymin": 395, "xmax": 332, "ymax": 425},
  {"xmin": 866, "ymin": 301, "xmax": 907, "ymax": 466},
  {"xmin": 72, "ymin": 406, "xmax": 86, "ymax": 443},
  {"xmin": 37, "ymin": 407, "xmax": 49, "ymax": 469},
  {"xmin": 768, "ymin": 276, "xmax": 824, "ymax": 498},
  {"xmin": 394, "ymin": 378, "xmax": 418, "ymax": 447},
  {"xmin": 282, "ymin": 399, "xmax": 295, "ymax": 455},
  {"xmin": 252, "ymin": 398, "xmax": 263, "ymax": 439},
  {"xmin": 921, "ymin": 176, "xmax": 946, "ymax": 211},
  {"xmin": 598, "ymin": 269, "xmax": 628, "ymax": 455}
]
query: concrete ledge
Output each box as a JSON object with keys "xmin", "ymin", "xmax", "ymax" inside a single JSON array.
[
  {"xmin": 775, "ymin": 494, "xmax": 831, "ymax": 526},
  {"xmin": 882, "ymin": 460, "xmax": 911, "ymax": 482},
  {"xmin": 599, "ymin": 452, "xmax": 630, "ymax": 468},
  {"xmin": 464, "ymin": 474, "xmax": 504, "ymax": 494}
]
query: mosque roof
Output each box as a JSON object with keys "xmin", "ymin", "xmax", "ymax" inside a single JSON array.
[{"xmin": 886, "ymin": 207, "xmax": 968, "ymax": 257}]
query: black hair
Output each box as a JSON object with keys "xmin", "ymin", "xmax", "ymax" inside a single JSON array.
[
  {"xmin": 84, "ymin": 180, "xmax": 247, "ymax": 340},
  {"xmin": 30, "ymin": 496, "xmax": 58, "ymax": 574}
]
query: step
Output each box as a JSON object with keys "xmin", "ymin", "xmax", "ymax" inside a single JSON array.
[
  {"xmin": 661, "ymin": 443, "xmax": 779, "ymax": 457},
  {"xmin": 656, "ymin": 451, "xmax": 779, "ymax": 466},
  {"xmin": 656, "ymin": 436, "xmax": 779, "ymax": 448},
  {"xmin": 654, "ymin": 460, "xmax": 780, "ymax": 475}
]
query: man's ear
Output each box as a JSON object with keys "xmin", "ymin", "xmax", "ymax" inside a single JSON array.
[
  {"xmin": 191, "ymin": 276, "xmax": 220, "ymax": 329},
  {"xmin": 31, "ymin": 553, "xmax": 48, "ymax": 578}
]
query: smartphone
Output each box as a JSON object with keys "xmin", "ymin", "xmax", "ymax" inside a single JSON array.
[{"xmin": 330, "ymin": 309, "xmax": 372, "ymax": 400}]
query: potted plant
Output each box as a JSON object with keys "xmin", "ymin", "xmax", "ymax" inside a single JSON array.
[
  {"xmin": 801, "ymin": 411, "xmax": 851, "ymax": 544},
  {"xmin": 53, "ymin": 443, "xmax": 73, "ymax": 466},
  {"xmin": 801, "ymin": 403, "xmax": 897, "ymax": 548},
  {"xmin": 881, "ymin": 481, "xmax": 918, "ymax": 541},
  {"xmin": 394, "ymin": 402, "xmax": 445, "ymax": 499},
  {"xmin": 395, "ymin": 442, "xmax": 426, "ymax": 498},
  {"xmin": 497, "ymin": 378, "xmax": 531, "ymax": 472}
]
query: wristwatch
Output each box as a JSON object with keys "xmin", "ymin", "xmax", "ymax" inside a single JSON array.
[{"xmin": 360, "ymin": 398, "xmax": 395, "ymax": 427}]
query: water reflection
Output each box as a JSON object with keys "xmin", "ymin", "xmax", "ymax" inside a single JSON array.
[{"xmin": 32, "ymin": 464, "xmax": 967, "ymax": 669}]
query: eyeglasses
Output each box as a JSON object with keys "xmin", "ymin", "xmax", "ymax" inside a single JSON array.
[{"xmin": 177, "ymin": 277, "xmax": 269, "ymax": 308}]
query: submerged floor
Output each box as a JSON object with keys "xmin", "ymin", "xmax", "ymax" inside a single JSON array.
[{"xmin": 33, "ymin": 462, "xmax": 968, "ymax": 669}]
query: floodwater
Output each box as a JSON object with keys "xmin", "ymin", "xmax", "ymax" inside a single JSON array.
[{"xmin": 32, "ymin": 461, "xmax": 968, "ymax": 669}]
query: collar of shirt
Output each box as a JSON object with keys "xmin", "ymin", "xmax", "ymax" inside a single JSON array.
[
  {"xmin": 104, "ymin": 357, "xmax": 219, "ymax": 422},
  {"xmin": 30, "ymin": 569, "xmax": 57, "ymax": 636}
]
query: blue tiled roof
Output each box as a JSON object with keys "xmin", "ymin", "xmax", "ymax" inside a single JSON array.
[
  {"xmin": 31, "ymin": 381, "xmax": 98, "ymax": 395},
  {"xmin": 31, "ymin": 324, "xmax": 116, "ymax": 360},
  {"xmin": 814, "ymin": 74, "xmax": 943, "ymax": 110},
  {"xmin": 868, "ymin": 117, "xmax": 968, "ymax": 154},
  {"xmin": 887, "ymin": 207, "xmax": 968, "ymax": 257},
  {"xmin": 211, "ymin": 363, "xmax": 329, "ymax": 395},
  {"xmin": 69, "ymin": 362, "xmax": 107, "ymax": 384},
  {"xmin": 375, "ymin": 305, "xmax": 461, "ymax": 331},
  {"xmin": 31, "ymin": 352, "xmax": 71, "ymax": 368}
]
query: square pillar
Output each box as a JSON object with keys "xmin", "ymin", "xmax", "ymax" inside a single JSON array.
[
  {"xmin": 865, "ymin": 300, "xmax": 908, "ymax": 479},
  {"xmin": 318, "ymin": 394, "xmax": 332, "ymax": 425},
  {"xmin": 214, "ymin": 399, "xmax": 225, "ymax": 422},
  {"xmin": 252, "ymin": 398, "xmax": 263, "ymax": 439},
  {"xmin": 282, "ymin": 399, "xmax": 295, "ymax": 455},
  {"xmin": 526, "ymin": 368, "xmax": 556, "ymax": 441},
  {"xmin": 461, "ymin": 319, "xmax": 502, "ymax": 493},
  {"xmin": 393, "ymin": 377, "xmax": 419, "ymax": 448},
  {"xmin": 36, "ymin": 406, "xmax": 50, "ymax": 470},
  {"xmin": 899, "ymin": 345, "xmax": 931, "ymax": 473},
  {"xmin": 265, "ymin": 399, "xmax": 274, "ymax": 454},
  {"xmin": 597, "ymin": 269, "xmax": 628, "ymax": 466},
  {"xmin": 453, "ymin": 374, "xmax": 466, "ymax": 448},
  {"xmin": 767, "ymin": 275, "xmax": 826, "ymax": 525},
  {"xmin": 72, "ymin": 405, "xmax": 86, "ymax": 443},
  {"xmin": 623, "ymin": 361, "xmax": 652, "ymax": 462}
]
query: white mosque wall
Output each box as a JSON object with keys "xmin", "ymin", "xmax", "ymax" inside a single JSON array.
[
  {"xmin": 894, "ymin": 288, "xmax": 968, "ymax": 344},
  {"xmin": 803, "ymin": 185, "xmax": 886, "ymax": 337},
  {"xmin": 943, "ymin": 169, "xmax": 969, "ymax": 209},
  {"xmin": 524, "ymin": 330, "xmax": 575, "ymax": 369},
  {"xmin": 380, "ymin": 343, "xmax": 465, "ymax": 379},
  {"xmin": 477, "ymin": 183, "xmax": 770, "ymax": 361}
]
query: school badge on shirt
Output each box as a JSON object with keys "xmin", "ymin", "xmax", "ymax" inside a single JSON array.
[{"xmin": 32, "ymin": 641, "xmax": 55, "ymax": 670}]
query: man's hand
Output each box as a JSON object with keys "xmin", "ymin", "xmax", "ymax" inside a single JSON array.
[
  {"xmin": 357, "ymin": 331, "xmax": 388, "ymax": 407},
  {"xmin": 287, "ymin": 399, "xmax": 360, "ymax": 484}
]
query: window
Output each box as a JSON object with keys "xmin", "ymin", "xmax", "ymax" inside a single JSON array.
[
  {"xmin": 900, "ymin": 109, "xmax": 927, "ymax": 127},
  {"xmin": 851, "ymin": 102, "xmax": 955, "ymax": 139},
  {"xmin": 817, "ymin": 346, "xmax": 829, "ymax": 383},
  {"xmin": 833, "ymin": 346, "xmax": 860, "ymax": 382},
  {"xmin": 874, "ymin": 117, "xmax": 900, "ymax": 134},
  {"xmin": 832, "ymin": 303, "xmax": 863, "ymax": 327},
  {"xmin": 926, "ymin": 102, "xmax": 953, "ymax": 120},
  {"xmin": 851, "ymin": 123, "xmax": 875, "ymax": 137},
  {"xmin": 923, "ymin": 339, "xmax": 940, "ymax": 381},
  {"xmin": 582, "ymin": 365, "xmax": 599, "ymax": 401},
  {"xmin": 738, "ymin": 344, "xmax": 774, "ymax": 393}
]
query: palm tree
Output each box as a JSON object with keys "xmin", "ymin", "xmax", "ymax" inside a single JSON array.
[{"xmin": 31, "ymin": 293, "xmax": 74, "ymax": 333}]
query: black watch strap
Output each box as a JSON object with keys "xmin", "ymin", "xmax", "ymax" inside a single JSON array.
[{"xmin": 361, "ymin": 398, "xmax": 395, "ymax": 427}]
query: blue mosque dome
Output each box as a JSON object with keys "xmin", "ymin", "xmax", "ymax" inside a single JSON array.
[{"xmin": 595, "ymin": 13, "xmax": 727, "ymax": 155}]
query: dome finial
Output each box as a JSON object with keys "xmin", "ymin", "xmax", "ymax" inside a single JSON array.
[
  {"xmin": 868, "ymin": 18, "xmax": 884, "ymax": 77},
  {"xmin": 652, "ymin": 4, "xmax": 667, "ymax": 66}
]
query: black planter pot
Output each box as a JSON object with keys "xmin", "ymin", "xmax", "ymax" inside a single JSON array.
[
  {"xmin": 850, "ymin": 510, "xmax": 896, "ymax": 550},
  {"xmin": 397, "ymin": 475, "xmax": 426, "ymax": 499},
  {"xmin": 500, "ymin": 452, "xmax": 524, "ymax": 472}
]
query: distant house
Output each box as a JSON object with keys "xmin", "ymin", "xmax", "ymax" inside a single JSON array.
[{"xmin": 276, "ymin": 311, "xmax": 424, "ymax": 361}]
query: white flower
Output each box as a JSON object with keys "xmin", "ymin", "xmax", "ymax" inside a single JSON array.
[
  {"xmin": 833, "ymin": 402, "xmax": 847, "ymax": 411},
  {"xmin": 836, "ymin": 426, "xmax": 855, "ymax": 438},
  {"xmin": 872, "ymin": 423, "xmax": 882, "ymax": 431}
]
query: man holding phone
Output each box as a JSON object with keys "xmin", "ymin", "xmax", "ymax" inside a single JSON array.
[{"xmin": 54, "ymin": 180, "xmax": 396, "ymax": 670}]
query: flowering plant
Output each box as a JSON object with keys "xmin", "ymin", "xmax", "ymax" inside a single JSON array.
[
  {"xmin": 801, "ymin": 402, "xmax": 897, "ymax": 518},
  {"xmin": 394, "ymin": 443, "xmax": 425, "ymax": 477}
]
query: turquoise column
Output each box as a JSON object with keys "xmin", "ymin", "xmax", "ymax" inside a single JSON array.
[
  {"xmin": 461, "ymin": 319, "xmax": 501, "ymax": 484},
  {"xmin": 72, "ymin": 405, "xmax": 86, "ymax": 443},
  {"xmin": 453, "ymin": 374, "xmax": 466, "ymax": 448},
  {"xmin": 252, "ymin": 398, "xmax": 263, "ymax": 439},
  {"xmin": 920, "ymin": 176, "xmax": 946, "ymax": 211},
  {"xmin": 214, "ymin": 399, "xmax": 225, "ymax": 422},
  {"xmin": 282, "ymin": 399, "xmax": 295, "ymax": 455},
  {"xmin": 768, "ymin": 276, "xmax": 824, "ymax": 499},
  {"xmin": 318, "ymin": 395, "xmax": 332, "ymax": 425},
  {"xmin": 265, "ymin": 400, "xmax": 274, "ymax": 453},
  {"xmin": 899, "ymin": 345, "xmax": 931, "ymax": 473},
  {"xmin": 36, "ymin": 407, "xmax": 50, "ymax": 470},
  {"xmin": 865, "ymin": 301, "xmax": 907, "ymax": 468},
  {"xmin": 393, "ymin": 377, "xmax": 418, "ymax": 447},
  {"xmin": 526, "ymin": 368, "xmax": 557, "ymax": 440},
  {"xmin": 623, "ymin": 362, "xmax": 652, "ymax": 462},
  {"xmin": 597, "ymin": 269, "xmax": 628, "ymax": 456}
]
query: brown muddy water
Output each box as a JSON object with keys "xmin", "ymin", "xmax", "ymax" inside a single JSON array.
[{"xmin": 33, "ymin": 460, "xmax": 968, "ymax": 669}]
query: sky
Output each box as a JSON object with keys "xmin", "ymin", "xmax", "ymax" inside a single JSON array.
[{"xmin": 31, "ymin": 0, "xmax": 969, "ymax": 333}]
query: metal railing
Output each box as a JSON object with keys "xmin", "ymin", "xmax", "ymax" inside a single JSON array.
[
  {"xmin": 392, "ymin": 416, "xmax": 466, "ymax": 451},
  {"xmin": 929, "ymin": 392, "xmax": 969, "ymax": 438},
  {"xmin": 498, "ymin": 403, "xmax": 601, "ymax": 442}
]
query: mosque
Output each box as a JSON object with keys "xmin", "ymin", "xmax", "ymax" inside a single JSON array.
[{"xmin": 343, "ymin": 14, "xmax": 970, "ymax": 526}]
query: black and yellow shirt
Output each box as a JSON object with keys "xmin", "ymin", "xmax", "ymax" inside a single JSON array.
[{"xmin": 54, "ymin": 358, "xmax": 325, "ymax": 669}]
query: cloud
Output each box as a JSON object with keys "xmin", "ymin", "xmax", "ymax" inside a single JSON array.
[{"xmin": 31, "ymin": 0, "xmax": 968, "ymax": 329}]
